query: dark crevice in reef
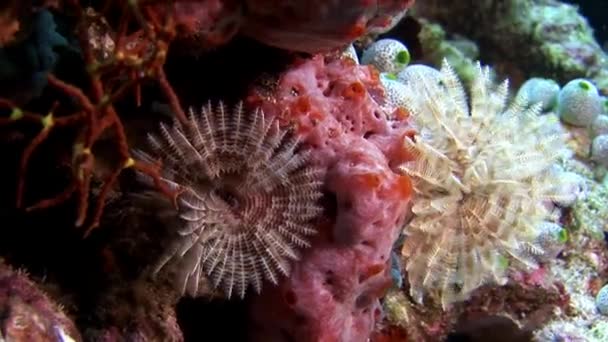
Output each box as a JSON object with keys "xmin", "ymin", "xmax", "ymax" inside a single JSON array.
[
  {"xmin": 378, "ymin": 15, "xmax": 424, "ymax": 62},
  {"xmin": 164, "ymin": 34, "xmax": 295, "ymax": 108},
  {"xmin": 446, "ymin": 315, "xmax": 533, "ymax": 342},
  {"xmin": 177, "ymin": 296, "xmax": 250, "ymax": 342},
  {"xmin": 564, "ymin": 0, "xmax": 608, "ymax": 44}
]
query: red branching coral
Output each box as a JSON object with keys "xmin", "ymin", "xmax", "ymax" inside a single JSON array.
[
  {"xmin": 137, "ymin": 102, "xmax": 325, "ymax": 299},
  {"xmin": 0, "ymin": 1, "xmax": 191, "ymax": 234},
  {"xmin": 246, "ymin": 55, "xmax": 415, "ymax": 342}
]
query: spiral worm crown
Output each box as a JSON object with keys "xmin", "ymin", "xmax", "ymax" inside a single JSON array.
[{"xmin": 139, "ymin": 102, "xmax": 324, "ymax": 298}]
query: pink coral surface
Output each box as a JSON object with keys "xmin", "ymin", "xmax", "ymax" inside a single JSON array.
[{"xmin": 247, "ymin": 56, "xmax": 415, "ymax": 342}]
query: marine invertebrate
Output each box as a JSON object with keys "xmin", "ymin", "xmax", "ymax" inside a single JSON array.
[
  {"xmin": 534, "ymin": 221, "xmax": 568, "ymax": 262},
  {"xmin": 590, "ymin": 115, "xmax": 608, "ymax": 138},
  {"xmin": 516, "ymin": 77, "xmax": 560, "ymax": 112},
  {"xmin": 247, "ymin": 55, "xmax": 414, "ymax": 342},
  {"xmin": 361, "ymin": 38, "xmax": 411, "ymax": 75},
  {"xmin": 398, "ymin": 60, "xmax": 572, "ymax": 308},
  {"xmin": 397, "ymin": 63, "xmax": 442, "ymax": 84},
  {"xmin": 597, "ymin": 283, "xmax": 608, "ymax": 315},
  {"xmin": 591, "ymin": 134, "xmax": 608, "ymax": 167},
  {"xmin": 557, "ymin": 78, "xmax": 602, "ymax": 126},
  {"xmin": 379, "ymin": 72, "xmax": 409, "ymax": 114},
  {"xmin": 137, "ymin": 102, "xmax": 324, "ymax": 299}
]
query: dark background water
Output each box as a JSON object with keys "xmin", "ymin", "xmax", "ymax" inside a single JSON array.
[{"xmin": 566, "ymin": 0, "xmax": 608, "ymax": 45}]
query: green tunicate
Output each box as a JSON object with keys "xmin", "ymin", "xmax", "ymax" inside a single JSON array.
[
  {"xmin": 557, "ymin": 228, "xmax": 569, "ymax": 243},
  {"xmin": 395, "ymin": 50, "xmax": 411, "ymax": 66},
  {"xmin": 384, "ymin": 73, "xmax": 398, "ymax": 81},
  {"xmin": 557, "ymin": 78, "xmax": 602, "ymax": 126},
  {"xmin": 362, "ymin": 38, "xmax": 410, "ymax": 74},
  {"xmin": 578, "ymin": 80, "xmax": 591, "ymax": 90}
]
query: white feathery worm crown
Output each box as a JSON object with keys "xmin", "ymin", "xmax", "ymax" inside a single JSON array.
[{"xmin": 137, "ymin": 101, "xmax": 325, "ymax": 298}]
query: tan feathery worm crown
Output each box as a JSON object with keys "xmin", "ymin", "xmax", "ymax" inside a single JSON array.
[
  {"xmin": 398, "ymin": 60, "xmax": 572, "ymax": 309},
  {"xmin": 136, "ymin": 101, "xmax": 325, "ymax": 298}
]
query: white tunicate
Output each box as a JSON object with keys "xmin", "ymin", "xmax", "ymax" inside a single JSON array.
[
  {"xmin": 534, "ymin": 221, "xmax": 566, "ymax": 262},
  {"xmin": 596, "ymin": 284, "xmax": 608, "ymax": 315},
  {"xmin": 550, "ymin": 169, "xmax": 587, "ymax": 207},
  {"xmin": 380, "ymin": 73, "xmax": 409, "ymax": 113},
  {"xmin": 591, "ymin": 115, "xmax": 608, "ymax": 138},
  {"xmin": 361, "ymin": 38, "xmax": 410, "ymax": 74},
  {"xmin": 557, "ymin": 78, "xmax": 602, "ymax": 126},
  {"xmin": 396, "ymin": 64, "xmax": 442, "ymax": 85},
  {"xmin": 516, "ymin": 77, "xmax": 560, "ymax": 112},
  {"xmin": 591, "ymin": 134, "xmax": 608, "ymax": 167}
]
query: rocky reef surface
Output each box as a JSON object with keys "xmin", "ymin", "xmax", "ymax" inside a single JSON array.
[{"xmin": 1, "ymin": 1, "xmax": 608, "ymax": 341}]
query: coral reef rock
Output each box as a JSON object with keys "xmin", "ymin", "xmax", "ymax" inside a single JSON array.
[{"xmin": 0, "ymin": 259, "xmax": 81, "ymax": 342}]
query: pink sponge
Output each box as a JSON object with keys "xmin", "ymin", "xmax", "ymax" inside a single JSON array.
[{"xmin": 247, "ymin": 55, "xmax": 414, "ymax": 342}]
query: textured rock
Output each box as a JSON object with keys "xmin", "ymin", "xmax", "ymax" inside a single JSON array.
[
  {"xmin": 164, "ymin": 0, "xmax": 415, "ymax": 54},
  {"xmin": 0, "ymin": 259, "xmax": 81, "ymax": 342},
  {"xmin": 241, "ymin": 0, "xmax": 415, "ymax": 53},
  {"xmin": 412, "ymin": 0, "xmax": 608, "ymax": 94}
]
